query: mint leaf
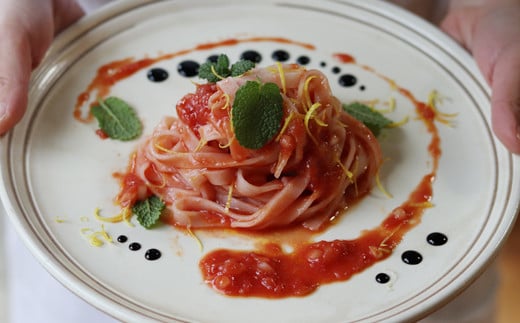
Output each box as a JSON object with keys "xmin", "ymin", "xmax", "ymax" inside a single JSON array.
[
  {"xmin": 232, "ymin": 81, "xmax": 283, "ymax": 149},
  {"xmin": 342, "ymin": 102, "xmax": 393, "ymax": 137},
  {"xmin": 91, "ymin": 97, "xmax": 142, "ymax": 141},
  {"xmin": 214, "ymin": 54, "xmax": 231, "ymax": 78},
  {"xmin": 231, "ymin": 60, "xmax": 255, "ymax": 77},
  {"xmin": 132, "ymin": 195, "xmax": 165, "ymax": 229},
  {"xmin": 198, "ymin": 54, "xmax": 255, "ymax": 82},
  {"xmin": 198, "ymin": 62, "xmax": 221, "ymax": 83}
]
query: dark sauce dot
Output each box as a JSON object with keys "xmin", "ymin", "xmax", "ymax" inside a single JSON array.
[
  {"xmin": 129, "ymin": 242, "xmax": 141, "ymax": 251},
  {"xmin": 147, "ymin": 68, "xmax": 169, "ymax": 82},
  {"xmin": 240, "ymin": 50, "xmax": 262, "ymax": 63},
  {"xmin": 359, "ymin": 85, "xmax": 366, "ymax": 91},
  {"xmin": 117, "ymin": 235, "xmax": 128, "ymax": 243},
  {"xmin": 177, "ymin": 60, "xmax": 200, "ymax": 77},
  {"xmin": 427, "ymin": 232, "xmax": 448, "ymax": 246},
  {"xmin": 271, "ymin": 49, "xmax": 290, "ymax": 62},
  {"xmin": 375, "ymin": 273, "xmax": 390, "ymax": 284},
  {"xmin": 145, "ymin": 248, "xmax": 162, "ymax": 261},
  {"xmin": 338, "ymin": 74, "xmax": 357, "ymax": 87},
  {"xmin": 331, "ymin": 66, "xmax": 341, "ymax": 74},
  {"xmin": 320, "ymin": 61, "xmax": 327, "ymax": 67},
  {"xmin": 296, "ymin": 55, "xmax": 310, "ymax": 65},
  {"xmin": 206, "ymin": 55, "xmax": 219, "ymax": 63},
  {"xmin": 401, "ymin": 250, "xmax": 423, "ymax": 265}
]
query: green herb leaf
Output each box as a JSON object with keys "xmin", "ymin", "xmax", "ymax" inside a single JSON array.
[
  {"xmin": 132, "ymin": 195, "xmax": 165, "ymax": 229},
  {"xmin": 91, "ymin": 97, "xmax": 142, "ymax": 141},
  {"xmin": 342, "ymin": 102, "xmax": 393, "ymax": 137},
  {"xmin": 197, "ymin": 62, "xmax": 221, "ymax": 83},
  {"xmin": 198, "ymin": 54, "xmax": 255, "ymax": 83},
  {"xmin": 231, "ymin": 60, "xmax": 256, "ymax": 77},
  {"xmin": 232, "ymin": 81, "xmax": 283, "ymax": 149},
  {"xmin": 214, "ymin": 54, "xmax": 231, "ymax": 79}
]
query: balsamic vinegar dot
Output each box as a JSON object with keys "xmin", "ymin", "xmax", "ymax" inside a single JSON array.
[
  {"xmin": 401, "ymin": 250, "xmax": 423, "ymax": 265},
  {"xmin": 338, "ymin": 74, "xmax": 357, "ymax": 87},
  {"xmin": 331, "ymin": 66, "xmax": 341, "ymax": 74},
  {"xmin": 359, "ymin": 85, "xmax": 366, "ymax": 91},
  {"xmin": 375, "ymin": 273, "xmax": 390, "ymax": 284},
  {"xmin": 129, "ymin": 242, "xmax": 141, "ymax": 251},
  {"xmin": 177, "ymin": 60, "xmax": 200, "ymax": 77},
  {"xmin": 206, "ymin": 54, "xmax": 219, "ymax": 63},
  {"xmin": 427, "ymin": 232, "xmax": 448, "ymax": 246},
  {"xmin": 320, "ymin": 61, "xmax": 327, "ymax": 67},
  {"xmin": 147, "ymin": 68, "xmax": 169, "ymax": 82},
  {"xmin": 145, "ymin": 248, "xmax": 162, "ymax": 261},
  {"xmin": 296, "ymin": 55, "xmax": 310, "ymax": 65},
  {"xmin": 240, "ymin": 50, "xmax": 262, "ymax": 63},
  {"xmin": 117, "ymin": 235, "xmax": 128, "ymax": 243},
  {"xmin": 271, "ymin": 49, "xmax": 290, "ymax": 62}
]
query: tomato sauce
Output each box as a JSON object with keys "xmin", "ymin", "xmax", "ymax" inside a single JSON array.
[
  {"xmin": 176, "ymin": 83, "xmax": 217, "ymax": 131},
  {"xmin": 333, "ymin": 53, "xmax": 356, "ymax": 64},
  {"xmin": 78, "ymin": 40, "xmax": 443, "ymax": 298}
]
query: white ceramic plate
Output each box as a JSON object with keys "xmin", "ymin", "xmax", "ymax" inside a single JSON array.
[{"xmin": 1, "ymin": 0, "xmax": 519, "ymax": 322}]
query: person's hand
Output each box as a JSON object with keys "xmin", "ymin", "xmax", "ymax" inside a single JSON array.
[
  {"xmin": 441, "ymin": 0, "xmax": 520, "ymax": 153},
  {"xmin": 0, "ymin": 0, "xmax": 83, "ymax": 134}
]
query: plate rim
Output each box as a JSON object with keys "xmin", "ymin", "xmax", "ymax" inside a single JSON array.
[{"xmin": 1, "ymin": 0, "xmax": 519, "ymax": 322}]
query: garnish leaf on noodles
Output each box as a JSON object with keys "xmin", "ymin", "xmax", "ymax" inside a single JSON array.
[
  {"xmin": 232, "ymin": 81, "xmax": 283, "ymax": 149},
  {"xmin": 91, "ymin": 97, "xmax": 142, "ymax": 141},
  {"xmin": 231, "ymin": 60, "xmax": 256, "ymax": 77},
  {"xmin": 343, "ymin": 102, "xmax": 393, "ymax": 137},
  {"xmin": 198, "ymin": 54, "xmax": 255, "ymax": 83},
  {"xmin": 132, "ymin": 195, "xmax": 165, "ymax": 229}
]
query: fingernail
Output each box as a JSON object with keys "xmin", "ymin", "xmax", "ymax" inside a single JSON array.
[{"xmin": 516, "ymin": 125, "xmax": 520, "ymax": 141}]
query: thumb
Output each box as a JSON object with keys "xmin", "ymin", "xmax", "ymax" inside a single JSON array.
[
  {"xmin": 489, "ymin": 44, "xmax": 520, "ymax": 154},
  {"xmin": 441, "ymin": 4, "xmax": 520, "ymax": 153},
  {"xmin": 0, "ymin": 28, "xmax": 32, "ymax": 135},
  {"xmin": 0, "ymin": 0, "xmax": 84, "ymax": 135}
]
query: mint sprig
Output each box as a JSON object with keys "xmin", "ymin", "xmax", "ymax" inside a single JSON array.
[
  {"xmin": 198, "ymin": 54, "xmax": 255, "ymax": 83},
  {"xmin": 132, "ymin": 195, "xmax": 165, "ymax": 229},
  {"xmin": 232, "ymin": 81, "xmax": 283, "ymax": 149},
  {"xmin": 342, "ymin": 102, "xmax": 393, "ymax": 137},
  {"xmin": 91, "ymin": 97, "xmax": 142, "ymax": 141},
  {"xmin": 230, "ymin": 59, "xmax": 256, "ymax": 77}
]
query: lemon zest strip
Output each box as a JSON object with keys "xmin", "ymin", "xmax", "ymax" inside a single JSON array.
[
  {"xmin": 276, "ymin": 111, "xmax": 297, "ymax": 141},
  {"xmin": 195, "ymin": 137, "xmax": 208, "ymax": 152},
  {"xmin": 221, "ymin": 93, "xmax": 231, "ymax": 110},
  {"xmin": 187, "ymin": 226, "xmax": 203, "ymax": 252},
  {"xmin": 335, "ymin": 156, "xmax": 354, "ymax": 183},
  {"xmin": 210, "ymin": 65, "xmax": 226, "ymax": 80},
  {"xmin": 94, "ymin": 207, "xmax": 123, "ymax": 223},
  {"xmin": 427, "ymin": 90, "xmax": 458, "ymax": 126},
  {"xmin": 373, "ymin": 97, "xmax": 396, "ymax": 114},
  {"xmin": 154, "ymin": 143, "xmax": 176, "ymax": 154},
  {"xmin": 388, "ymin": 115, "xmax": 409, "ymax": 128},
  {"xmin": 53, "ymin": 216, "xmax": 67, "ymax": 223},
  {"xmin": 303, "ymin": 76, "xmax": 317, "ymax": 111},
  {"xmin": 276, "ymin": 62, "xmax": 287, "ymax": 94}
]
